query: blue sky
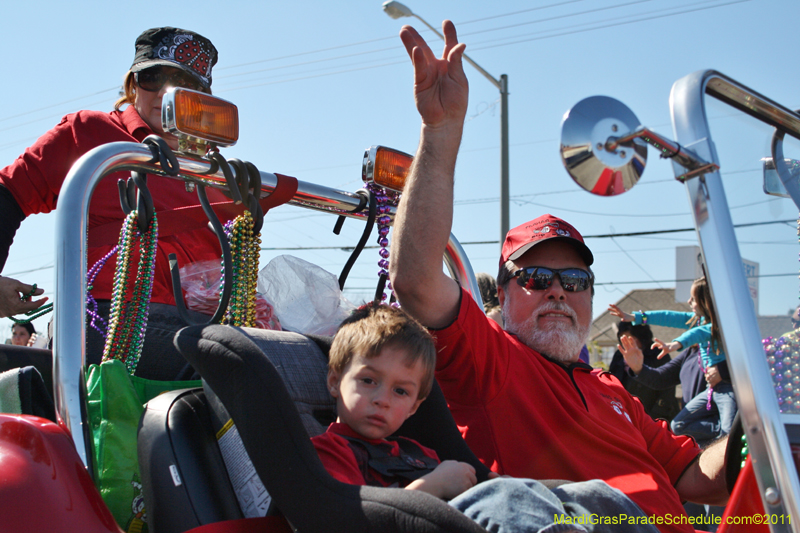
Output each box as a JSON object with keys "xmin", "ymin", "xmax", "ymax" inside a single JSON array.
[{"xmin": 1, "ymin": 0, "xmax": 798, "ymax": 338}]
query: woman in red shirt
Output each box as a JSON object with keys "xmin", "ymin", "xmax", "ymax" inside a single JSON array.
[{"xmin": 0, "ymin": 27, "xmax": 246, "ymax": 380}]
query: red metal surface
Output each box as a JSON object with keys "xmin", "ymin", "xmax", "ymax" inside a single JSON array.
[
  {"xmin": 185, "ymin": 516, "xmax": 293, "ymax": 533},
  {"xmin": 717, "ymin": 456, "xmax": 770, "ymax": 533},
  {"xmin": 0, "ymin": 414, "xmax": 122, "ymax": 533}
]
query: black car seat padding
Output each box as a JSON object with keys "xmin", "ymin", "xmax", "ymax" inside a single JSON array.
[{"xmin": 174, "ymin": 324, "xmax": 488, "ymax": 533}]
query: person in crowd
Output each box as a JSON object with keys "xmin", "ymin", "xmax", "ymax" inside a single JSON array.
[
  {"xmin": 10, "ymin": 322, "xmax": 35, "ymax": 347},
  {"xmin": 622, "ymin": 343, "xmax": 710, "ymax": 409},
  {"xmin": 476, "ymin": 272, "xmax": 503, "ymax": 327},
  {"xmin": 312, "ymin": 302, "xmax": 656, "ymax": 533},
  {"xmin": 616, "ymin": 339, "xmax": 729, "ymax": 440},
  {"xmin": 0, "ymin": 27, "xmax": 267, "ymax": 380},
  {"xmin": 610, "ymin": 277, "xmax": 737, "ymax": 443},
  {"xmin": 387, "ymin": 20, "xmax": 728, "ymax": 533},
  {"xmin": 608, "ymin": 322, "xmax": 679, "ymax": 422}
]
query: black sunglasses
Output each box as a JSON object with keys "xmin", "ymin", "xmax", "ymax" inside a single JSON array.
[
  {"xmin": 135, "ymin": 66, "xmax": 207, "ymax": 93},
  {"xmin": 512, "ymin": 266, "xmax": 593, "ymax": 293}
]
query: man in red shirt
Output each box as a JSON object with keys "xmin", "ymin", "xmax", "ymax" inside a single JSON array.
[{"xmin": 389, "ymin": 21, "xmax": 729, "ymax": 533}]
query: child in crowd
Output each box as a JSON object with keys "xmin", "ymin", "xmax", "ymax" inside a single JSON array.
[
  {"xmin": 609, "ymin": 277, "xmax": 736, "ymax": 444},
  {"xmin": 312, "ymin": 303, "xmax": 657, "ymax": 533}
]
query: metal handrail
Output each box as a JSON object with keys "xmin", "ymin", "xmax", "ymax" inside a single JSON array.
[
  {"xmin": 670, "ymin": 70, "xmax": 800, "ymax": 531},
  {"xmin": 53, "ymin": 141, "xmax": 479, "ymax": 468}
]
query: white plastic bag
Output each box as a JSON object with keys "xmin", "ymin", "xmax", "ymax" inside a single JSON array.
[
  {"xmin": 258, "ymin": 255, "xmax": 355, "ymax": 336},
  {"xmin": 180, "ymin": 259, "xmax": 281, "ymax": 330}
]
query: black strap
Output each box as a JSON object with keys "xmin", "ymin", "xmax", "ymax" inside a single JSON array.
[{"xmin": 341, "ymin": 435, "xmax": 439, "ymax": 485}]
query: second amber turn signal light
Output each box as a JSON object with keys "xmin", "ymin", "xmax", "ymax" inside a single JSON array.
[{"xmin": 362, "ymin": 145, "xmax": 413, "ymax": 192}]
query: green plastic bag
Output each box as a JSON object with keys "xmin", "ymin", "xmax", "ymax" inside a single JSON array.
[{"xmin": 86, "ymin": 359, "xmax": 201, "ymax": 532}]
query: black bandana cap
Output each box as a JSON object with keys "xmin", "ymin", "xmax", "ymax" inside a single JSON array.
[{"xmin": 130, "ymin": 27, "xmax": 218, "ymax": 90}]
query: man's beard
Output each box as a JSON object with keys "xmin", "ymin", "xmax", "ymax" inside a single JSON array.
[{"xmin": 502, "ymin": 300, "xmax": 590, "ymax": 364}]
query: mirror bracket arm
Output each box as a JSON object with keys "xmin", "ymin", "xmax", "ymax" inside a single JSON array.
[{"xmin": 609, "ymin": 126, "xmax": 718, "ymax": 181}]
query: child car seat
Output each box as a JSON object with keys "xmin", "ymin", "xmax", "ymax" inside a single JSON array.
[
  {"xmin": 138, "ymin": 325, "xmax": 492, "ymax": 533},
  {"xmin": 0, "ymin": 344, "xmax": 54, "ymax": 399},
  {"xmin": 0, "ymin": 345, "xmax": 56, "ymax": 422}
]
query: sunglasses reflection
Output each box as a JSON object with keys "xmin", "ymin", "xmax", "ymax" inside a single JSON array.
[{"xmin": 514, "ymin": 267, "xmax": 593, "ymax": 293}]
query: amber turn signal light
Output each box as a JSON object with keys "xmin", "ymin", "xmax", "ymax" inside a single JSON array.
[
  {"xmin": 161, "ymin": 88, "xmax": 239, "ymax": 148},
  {"xmin": 362, "ymin": 145, "xmax": 413, "ymax": 192}
]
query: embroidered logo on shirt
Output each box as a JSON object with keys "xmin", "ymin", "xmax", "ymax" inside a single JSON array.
[{"xmin": 610, "ymin": 400, "xmax": 632, "ymax": 423}]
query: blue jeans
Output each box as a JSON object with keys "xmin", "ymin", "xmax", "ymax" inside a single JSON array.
[
  {"xmin": 671, "ymin": 381, "xmax": 737, "ymax": 445},
  {"xmin": 449, "ymin": 478, "xmax": 659, "ymax": 533}
]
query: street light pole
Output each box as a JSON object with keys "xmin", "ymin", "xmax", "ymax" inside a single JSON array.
[{"xmin": 382, "ymin": 0, "xmax": 510, "ymax": 246}]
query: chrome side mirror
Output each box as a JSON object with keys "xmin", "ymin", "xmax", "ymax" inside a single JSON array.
[
  {"xmin": 560, "ymin": 96, "xmax": 646, "ymax": 196},
  {"xmin": 560, "ymin": 96, "xmax": 718, "ymax": 196},
  {"xmin": 766, "ymin": 125, "xmax": 800, "ymax": 201},
  {"xmin": 761, "ymin": 157, "xmax": 794, "ymax": 198}
]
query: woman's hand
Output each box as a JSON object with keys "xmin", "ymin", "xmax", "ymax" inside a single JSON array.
[
  {"xmin": 651, "ymin": 338, "xmax": 681, "ymax": 359},
  {"xmin": 405, "ymin": 460, "xmax": 476, "ymax": 500},
  {"xmin": 618, "ymin": 334, "xmax": 644, "ymax": 374},
  {"xmin": 0, "ymin": 276, "xmax": 47, "ymax": 318},
  {"xmin": 608, "ymin": 304, "xmax": 633, "ymax": 322}
]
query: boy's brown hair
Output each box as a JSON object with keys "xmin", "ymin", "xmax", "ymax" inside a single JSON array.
[{"xmin": 329, "ymin": 303, "xmax": 436, "ymax": 400}]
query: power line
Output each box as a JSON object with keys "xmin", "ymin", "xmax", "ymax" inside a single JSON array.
[
  {"xmin": 459, "ymin": 0, "xmax": 658, "ymax": 38},
  {"xmin": 595, "ymin": 272, "xmax": 797, "ymax": 287},
  {"xmin": 160, "ymin": 2, "xmax": 758, "ymax": 93},
  {"xmin": 3, "ymin": 264, "xmax": 54, "ymax": 276},
  {"xmin": 343, "ymin": 272, "xmax": 798, "ymax": 292},
  {"xmin": 215, "ymin": 0, "xmax": 656, "ymax": 85},
  {"xmin": 0, "ymin": 87, "xmax": 118, "ymax": 124},
  {"xmin": 260, "ymin": 218, "xmax": 796, "ymax": 251},
  {"xmin": 473, "ymin": 0, "xmax": 750, "ymax": 53},
  {"xmin": 457, "ymin": 0, "xmax": 590, "ymax": 25},
  {"xmin": 0, "ymin": 96, "xmax": 119, "ymax": 144},
  {"xmin": 584, "ymin": 218, "xmax": 795, "ymax": 239},
  {"xmin": 610, "ymin": 235, "xmax": 662, "ymax": 287},
  {"xmin": 0, "ymin": 1, "xmax": 751, "ymax": 139}
]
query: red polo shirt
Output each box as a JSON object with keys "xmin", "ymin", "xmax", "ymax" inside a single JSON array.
[
  {"xmin": 0, "ymin": 106, "xmax": 253, "ymax": 305},
  {"xmin": 432, "ymin": 289, "xmax": 701, "ymax": 533}
]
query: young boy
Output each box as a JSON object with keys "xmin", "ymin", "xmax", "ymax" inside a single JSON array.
[{"xmin": 312, "ymin": 303, "xmax": 658, "ymax": 533}]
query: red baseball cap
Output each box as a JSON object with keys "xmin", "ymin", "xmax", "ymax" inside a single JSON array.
[{"xmin": 500, "ymin": 214, "xmax": 594, "ymax": 266}]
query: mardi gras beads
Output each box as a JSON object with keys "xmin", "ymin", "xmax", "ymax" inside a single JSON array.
[
  {"xmin": 221, "ymin": 210, "xmax": 261, "ymax": 327},
  {"xmin": 367, "ymin": 182, "xmax": 400, "ymax": 306},
  {"xmin": 101, "ymin": 211, "xmax": 158, "ymax": 374},
  {"xmin": 764, "ymin": 331, "xmax": 800, "ymax": 414}
]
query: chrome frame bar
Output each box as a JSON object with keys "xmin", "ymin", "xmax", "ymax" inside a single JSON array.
[
  {"xmin": 670, "ymin": 70, "xmax": 800, "ymax": 531},
  {"xmin": 607, "ymin": 126, "xmax": 719, "ymax": 181},
  {"xmin": 54, "ymin": 141, "xmax": 479, "ymax": 467},
  {"xmin": 446, "ymin": 233, "xmax": 483, "ymax": 310}
]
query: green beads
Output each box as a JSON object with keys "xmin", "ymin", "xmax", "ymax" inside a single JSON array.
[
  {"xmin": 221, "ymin": 211, "xmax": 261, "ymax": 328},
  {"xmin": 101, "ymin": 211, "xmax": 158, "ymax": 375}
]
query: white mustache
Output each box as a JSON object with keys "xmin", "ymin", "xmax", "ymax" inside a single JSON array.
[{"xmin": 534, "ymin": 301, "xmax": 577, "ymax": 322}]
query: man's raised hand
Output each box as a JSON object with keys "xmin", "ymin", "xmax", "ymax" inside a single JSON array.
[{"xmin": 399, "ymin": 20, "xmax": 468, "ymax": 130}]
